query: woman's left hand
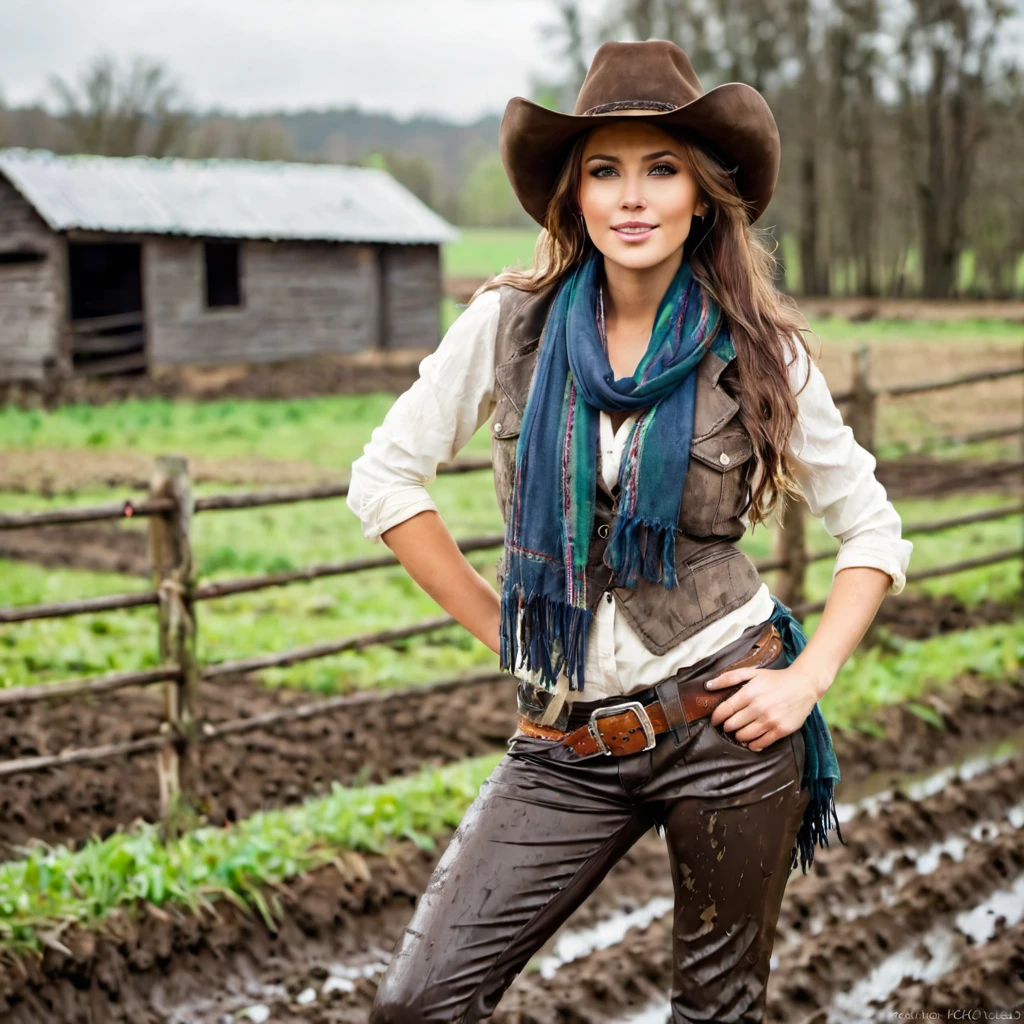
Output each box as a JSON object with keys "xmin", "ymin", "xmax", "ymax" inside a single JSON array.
[{"xmin": 702, "ymin": 663, "xmax": 824, "ymax": 751}]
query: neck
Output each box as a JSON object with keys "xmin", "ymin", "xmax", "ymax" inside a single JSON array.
[{"xmin": 600, "ymin": 247, "xmax": 684, "ymax": 327}]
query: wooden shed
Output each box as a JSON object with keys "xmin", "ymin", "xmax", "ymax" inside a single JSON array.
[{"xmin": 0, "ymin": 148, "xmax": 458, "ymax": 382}]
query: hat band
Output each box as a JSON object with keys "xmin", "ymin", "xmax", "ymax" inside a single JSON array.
[{"xmin": 582, "ymin": 99, "xmax": 679, "ymax": 115}]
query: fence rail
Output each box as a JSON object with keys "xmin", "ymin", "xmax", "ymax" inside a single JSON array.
[{"xmin": 0, "ymin": 353, "xmax": 1021, "ymax": 826}]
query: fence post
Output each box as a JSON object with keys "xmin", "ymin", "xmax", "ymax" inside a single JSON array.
[
  {"xmin": 847, "ymin": 345, "xmax": 876, "ymax": 454},
  {"xmin": 774, "ymin": 493, "xmax": 807, "ymax": 610},
  {"xmin": 148, "ymin": 455, "xmax": 200, "ymax": 835}
]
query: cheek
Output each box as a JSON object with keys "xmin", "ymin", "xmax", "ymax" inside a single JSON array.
[
  {"xmin": 656, "ymin": 185, "xmax": 699, "ymax": 231},
  {"xmin": 578, "ymin": 180, "xmax": 614, "ymax": 219}
]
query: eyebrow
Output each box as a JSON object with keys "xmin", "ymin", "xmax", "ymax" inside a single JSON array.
[{"xmin": 585, "ymin": 150, "xmax": 680, "ymax": 163}]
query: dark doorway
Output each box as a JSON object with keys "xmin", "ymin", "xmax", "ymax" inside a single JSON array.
[
  {"xmin": 67, "ymin": 242, "xmax": 146, "ymax": 376},
  {"xmin": 204, "ymin": 241, "xmax": 242, "ymax": 308}
]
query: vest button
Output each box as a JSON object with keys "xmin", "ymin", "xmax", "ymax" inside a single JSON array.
[
  {"xmin": 719, "ymin": 451, "xmax": 731, "ymax": 465},
  {"xmin": 605, "ymin": 592, "xmax": 613, "ymax": 603},
  {"xmin": 493, "ymin": 422, "xmax": 503, "ymax": 433},
  {"xmin": 597, "ymin": 523, "xmax": 610, "ymax": 538}
]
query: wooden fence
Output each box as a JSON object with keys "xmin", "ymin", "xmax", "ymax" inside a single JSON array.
[{"xmin": 0, "ymin": 356, "xmax": 1021, "ymax": 831}]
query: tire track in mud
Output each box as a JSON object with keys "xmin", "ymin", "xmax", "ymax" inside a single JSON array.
[{"xmin": 5, "ymin": 679, "xmax": 1024, "ymax": 1023}]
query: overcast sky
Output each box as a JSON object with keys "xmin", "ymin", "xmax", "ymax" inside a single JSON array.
[{"xmin": 1, "ymin": 0, "xmax": 616, "ymax": 122}]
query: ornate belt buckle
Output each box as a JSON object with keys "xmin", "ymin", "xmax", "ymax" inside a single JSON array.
[{"xmin": 588, "ymin": 700, "xmax": 657, "ymax": 755}]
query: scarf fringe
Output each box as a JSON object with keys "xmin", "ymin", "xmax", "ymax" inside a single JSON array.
[
  {"xmin": 500, "ymin": 587, "xmax": 592, "ymax": 691},
  {"xmin": 769, "ymin": 594, "xmax": 848, "ymax": 875},
  {"xmin": 605, "ymin": 514, "xmax": 678, "ymax": 589},
  {"xmin": 789, "ymin": 775, "xmax": 845, "ymax": 874}
]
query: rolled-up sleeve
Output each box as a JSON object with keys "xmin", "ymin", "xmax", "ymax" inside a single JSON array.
[
  {"xmin": 345, "ymin": 287, "xmax": 502, "ymax": 544},
  {"xmin": 785, "ymin": 338, "xmax": 913, "ymax": 594}
]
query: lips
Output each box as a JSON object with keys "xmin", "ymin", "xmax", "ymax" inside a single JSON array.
[{"xmin": 612, "ymin": 223, "xmax": 657, "ymax": 241}]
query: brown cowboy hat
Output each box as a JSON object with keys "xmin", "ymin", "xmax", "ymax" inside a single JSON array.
[{"xmin": 499, "ymin": 39, "xmax": 780, "ymax": 227}]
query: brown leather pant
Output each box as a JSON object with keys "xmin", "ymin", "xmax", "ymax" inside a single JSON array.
[{"xmin": 370, "ymin": 620, "xmax": 809, "ymax": 1024}]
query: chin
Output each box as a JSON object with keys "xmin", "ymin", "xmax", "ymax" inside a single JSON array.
[{"xmin": 604, "ymin": 243, "xmax": 681, "ymax": 272}]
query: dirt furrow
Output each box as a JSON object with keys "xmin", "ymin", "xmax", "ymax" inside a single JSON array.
[
  {"xmin": 2, "ymin": 610, "xmax": 1021, "ymax": 856},
  {"xmin": 890, "ymin": 914, "xmax": 1024, "ymax": 1016},
  {"xmin": 5, "ymin": 683, "xmax": 1024, "ymax": 1023}
]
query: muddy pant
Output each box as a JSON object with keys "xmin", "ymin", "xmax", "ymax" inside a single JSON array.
[{"xmin": 370, "ymin": 619, "xmax": 809, "ymax": 1024}]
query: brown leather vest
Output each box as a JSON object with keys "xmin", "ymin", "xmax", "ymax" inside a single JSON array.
[{"xmin": 489, "ymin": 280, "xmax": 763, "ymax": 656}]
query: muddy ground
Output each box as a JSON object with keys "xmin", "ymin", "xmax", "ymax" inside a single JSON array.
[
  {"xmin": 2, "ymin": 668, "xmax": 1024, "ymax": 1023},
  {"xmin": 1, "ymin": 590, "xmax": 1020, "ymax": 860}
]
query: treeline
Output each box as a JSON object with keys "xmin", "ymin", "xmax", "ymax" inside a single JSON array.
[
  {"xmin": 0, "ymin": 55, "xmax": 516, "ymax": 231},
  {"xmin": 1, "ymin": 0, "xmax": 1022, "ymax": 299},
  {"xmin": 595, "ymin": 0, "xmax": 1024, "ymax": 298}
]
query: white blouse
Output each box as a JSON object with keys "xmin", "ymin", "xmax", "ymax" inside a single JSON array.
[{"xmin": 346, "ymin": 286, "xmax": 913, "ymax": 710}]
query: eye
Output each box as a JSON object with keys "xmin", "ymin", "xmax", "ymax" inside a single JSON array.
[{"xmin": 588, "ymin": 162, "xmax": 678, "ymax": 178}]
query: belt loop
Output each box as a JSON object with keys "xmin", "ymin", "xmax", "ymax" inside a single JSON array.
[{"xmin": 654, "ymin": 677, "xmax": 689, "ymax": 745}]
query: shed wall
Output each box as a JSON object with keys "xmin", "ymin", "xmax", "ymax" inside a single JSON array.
[
  {"xmin": 0, "ymin": 176, "xmax": 62, "ymax": 382},
  {"xmin": 380, "ymin": 244, "xmax": 443, "ymax": 350},
  {"xmin": 145, "ymin": 238, "xmax": 381, "ymax": 366}
]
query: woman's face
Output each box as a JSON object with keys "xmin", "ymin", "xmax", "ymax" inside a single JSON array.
[{"xmin": 577, "ymin": 119, "xmax": 707, "ymax": 272}]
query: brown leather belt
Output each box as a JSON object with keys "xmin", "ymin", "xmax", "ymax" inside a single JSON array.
[{"xmin": 516, "ymin": 621, "xmax": 784, "ymax": 757}]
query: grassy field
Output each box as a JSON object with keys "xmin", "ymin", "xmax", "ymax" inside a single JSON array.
[{"xmin": 1, "ymin": 485, "xmax": 1020, "ymax": 692}]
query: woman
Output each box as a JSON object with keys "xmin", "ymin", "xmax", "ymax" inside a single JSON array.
[{"xmin": 348, "ymin": 39, "xmax": 912, "ymax": 1024}]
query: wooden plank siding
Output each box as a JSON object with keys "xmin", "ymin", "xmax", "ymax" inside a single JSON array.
[
  {"xmin": 379, "ymin": 243, "xmax": 443, "ymax": 350},
  {"xmin": 0, "ymin": 176, "xmax": 62, "ymax": 382},
  {"xmin": 145, "ymin": 238, "xmax": 442, "ymax": 367}
]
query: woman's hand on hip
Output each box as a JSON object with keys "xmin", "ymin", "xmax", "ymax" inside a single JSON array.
[{"xmin": 702, "ymin": 663, "xmax": 821, "ymax": 751}]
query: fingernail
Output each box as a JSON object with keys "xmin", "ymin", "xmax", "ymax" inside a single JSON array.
[{"xmin": 705, "ymin": 680, "xmax": 714, "ymax": 689}]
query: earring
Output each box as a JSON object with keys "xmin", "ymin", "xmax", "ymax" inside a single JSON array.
[{"xmin": 691, "ymin": 211, "xmax": 713, "ymax": 250}]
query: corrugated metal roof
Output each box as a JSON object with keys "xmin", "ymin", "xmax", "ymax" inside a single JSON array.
[{"xmin": 0, "ymin": 148, "xmax": 459, "ymax": 245}]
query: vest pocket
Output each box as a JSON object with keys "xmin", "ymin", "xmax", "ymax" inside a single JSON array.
[
  {"xmin": 689, "ymin": 546, "xmax": 762, "ymax": 622},
  {"xmin": 682, "ymin": 426, "xmax": 756, "ymax": 536}
]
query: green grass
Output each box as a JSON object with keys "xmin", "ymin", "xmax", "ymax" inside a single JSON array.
[
  {"xmin": 0, "ymin": 394, "xmax": 422, "ymax": 469},
  {"xmin": 0, "ymin": 754, "xmax": 499, "ymax": 952},
  {"xmin": 0, "ymin": 617, "xmax": 1021, "ymax": 952},
  {"xmin": 1, "ymin": 484, "xmax": 1019, "ymax": 692},
  {"xmin": 814, "ymin": 622, "xmax": 1024, "ymax": 735},
  {"xmin": 445, "ymin": 229, "xmax": 1024, "ymax": 304},
  {"xmin": 802, "ymin": 316, "xmax": 1024, "ymax": 345},
  {"xmin": 442, "ymin": 228, "xmax": 541, "ymax": 278}
]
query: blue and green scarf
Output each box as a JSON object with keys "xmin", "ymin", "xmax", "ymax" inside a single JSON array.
[
  {"xmin": 498, "ymin": 249, "xmax": 735, "ymax": 690},
  {"xmin": 497, "ymin": 249, "xmax": 845, "ymax": 871},
  {"xmin": 770, "ymin": 595, "xmax": 846, "ymax": 873}
]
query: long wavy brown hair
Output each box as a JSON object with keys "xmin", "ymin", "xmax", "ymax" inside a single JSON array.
[{"xmin": 468, "ymin": 123, "xmax": 818, "ymax": 528}]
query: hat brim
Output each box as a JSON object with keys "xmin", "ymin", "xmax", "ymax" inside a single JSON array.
[{"xmin": 499, "ymin": 82, "xmax": 780, "ymax": 227}]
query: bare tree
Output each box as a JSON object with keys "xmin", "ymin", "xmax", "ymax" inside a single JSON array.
[
  {"xmin": 827, "ymin": 0, "xmax": 885, "ymax": 295},
  {"xmin": 894, "ymin": 0, "xmax": 1011, "ymax": 297},
  {"xmin": 531, "ymin": 2, "xmax": 594, "ymax": 111},
  {"xmin": 50, "ymin": 54, "xmax": 190, "ymax": 157}
]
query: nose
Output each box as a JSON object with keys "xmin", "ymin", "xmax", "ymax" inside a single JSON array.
[{"xmin": 619, "ymin": 178, "xmax": 647, "ymax": 210}]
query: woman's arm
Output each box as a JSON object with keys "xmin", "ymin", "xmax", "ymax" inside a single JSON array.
[
  {"xmin": 781, "ymin": 338, "xmax": 914, "ymax": 694},
  {"xmin": 796, "ymin": 564, "xmax": 890, "ymax": 698},
  {"xmin": 705, "ymin": 337, "xmax": 914, "ymax": 748},
  {"xmin": 375, "ymin": 510, "xmax": 503, "ymax": 655},
  {"xmin": 345, "ymin": 287, "xmax": 504, "ymax": 655}
]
